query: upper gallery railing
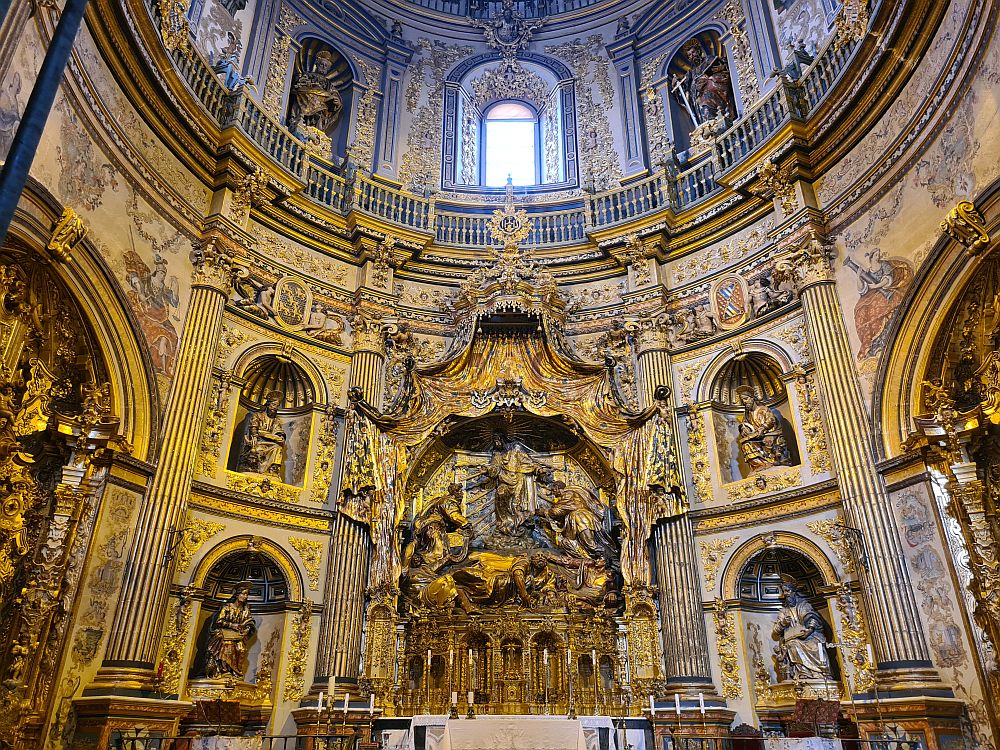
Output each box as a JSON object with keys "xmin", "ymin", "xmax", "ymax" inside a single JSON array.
[{"xmin": 148, "ymin": 0, "xmax": 864, "ymax": 247}]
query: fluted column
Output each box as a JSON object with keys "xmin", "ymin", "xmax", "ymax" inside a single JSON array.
[
  {"xmin": 94, "ymin": 231, "xmax": 240, "ymax": 689},
  {"xmin": 635, "ymin": 328, "xmax": 718, "ymax": 694},
  {"xmin": 792, "ymin": 235, "xmax": 940, "ymax": 692},
  {"xmin": 312, "ymin": 311, "xmax": 385, "ymax": 689}
]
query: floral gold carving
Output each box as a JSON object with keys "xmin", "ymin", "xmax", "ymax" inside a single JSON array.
[
  {"xmin": 261, "ymin": 5, "xmax": 304, "ymax": 118},
  {"xmin": 218, "ymin": 325, "xmax": 248, "ymax": 365},
  {"xmin": 717, "ymin": 0, "xmax": 760, "ymax": 107},
  {"xmin": 159, "ymin": 0, "xmax": 191, "ymax": 53},
  {"xmin": 226, "ymin": 470, "xmax": 301, "ymax": 504},
  {"xmin": 712, "ymin": 599, "xmax": 743, "ymax": 699},
  {"xmin": 775, "ymin": 322, "xmax": 810, "ymax": 360},
  {"xmin": 157, "ymin": 588, "xmax": 195, "ymax": 694},
  {"xmin": 192, "ymin": 495, "xmax": 329, "ymax": 530},
  {"xmin": 772, "ymin": 232, "xmax": 836, "ymax": 291},
  {"xmin": 472, "ymin": 63, "xmax": 549, "ymax": 110},
  {"xmin": 672, "ymin": 223, "xmax": 771, "ymax": 284},
  {"xmin": 199, "ymin": 372, "xmax": 231, "ymax": 476},
  {"xmin": 757, "ymin": 157, "xmax": 797, "ymax": 216},
  {"xmin": 806, "ymin": 514, "xmax": 854, "ymax": 573},
  {"xmin": 834, "ymin": 0, "xmax": 869, "ymax": 51},
  {"xmin": 941, "ymin": 200, "xmax": 990, "ymax": 255},
  {"xmin": 724, "ymin": 466, "xmax": 799, "ymax": 500},
  {"xmin": 351, "ymin": 57, "xmax": 383, "ymax": 171},
  {"xmin": 177, "ymin": 514, "xmax": 226, "ymax": 573},
  {"xmin": 640, "ymin": 53, "xmax": 669, "ymax": 166},
  {"xmin": 620, "ymin": 233, "xmax": 652, "ymax": 285},
  {"xmin": 700, "ymin": 537, "xmax": 738, "ymax": 591},
  {"xmin": 282, "ymin": 601, "xmax": 313, "ymax": 700},
  {"xmin": 793, "ymin": 370, "xmax": 831, "ymax": 473},
  {"xmin": 46, "ymin": 207, "xmax": 87, "ymax": 262},
  {"xmin": 289, "ymin": 537, "xmax": 323, "ymax": 590},
  {"xmin": 835, "ymin": 583, "xmax": 875, "ymax": 692},
  {"xmin": 746, "ymin": 621, "xmax": 772, "ymax": 704},
  {"xmin": 231, "ymin": 168, "xmax": 269, "ymax": 221},
  {"xmin": 310, "ymin": 408, "xmax": 338, "ymax": 504},
  {"xmin": 686, "ymin": 406, "xmax": 713, "ymax": 503}
]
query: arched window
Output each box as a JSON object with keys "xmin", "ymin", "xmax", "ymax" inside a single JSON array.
[{"xmin": 483, "ymin": 101, "xmax": 539, "ymax": 187}]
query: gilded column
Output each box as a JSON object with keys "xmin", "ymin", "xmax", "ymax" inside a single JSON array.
[
  {"xmin": 789, "ymin": 233, "xmax": 940, "ymax": 691},
  {"xmin": 635, "ymin": 325, "xmax": 718, "ymax": 695},
  {"xmin": 94, "ymin": 228, "xmax": 242, "ymax": 688},
  {"xmin": 312, "ymin": 309, "xmax": 384, "ymax": 688}
]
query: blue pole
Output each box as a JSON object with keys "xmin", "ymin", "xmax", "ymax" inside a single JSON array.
[{"xmin": 0, "ymin": 0, "xmax": 91, "ymax": 247}]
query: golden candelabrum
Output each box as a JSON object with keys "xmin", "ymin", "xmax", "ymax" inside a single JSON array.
[{"xmin": 393, "ymin": 608, "xmax": 629, "ymax": 717}]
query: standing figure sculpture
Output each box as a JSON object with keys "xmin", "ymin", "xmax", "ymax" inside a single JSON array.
[
  {"xmin": 468, "ymin": 431, "xmax": 552, "ymax": 535},
  {"xmin": 670, "ymin": 39, "xmax": 735, "ymax": 126},
  {"xmin": 735, "ymin": 385, "xmax": 790, "ymax": 472},
  {"xmin": 205, "ymin": 582, "xmax": 257, "ymax": 679},
  {"xmin": 238, "ymin": 391, "xmax": 286, "ymax": 476},
  {"xmin": 289, "ymin": 50, "xmax": 344, "ymax": 136},
  {"xmin": 771, "ymin": 575, "xmax": 833, "ymax": 681},
  {"xmin": 537, "ymin": 481, "xmax": 611, "ymax": 560}
]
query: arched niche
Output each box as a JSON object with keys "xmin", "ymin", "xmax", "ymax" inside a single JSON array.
[
  {"xmin": 286, "ymin": 38, "xmax": 355, "ymax": 161},
  {"xmin": 666, "ymin": 29, "xmax": 738, "ymax": 155},
  {"xmin": 189, "ymin": 546, "xmax": 295, "ymax": 686},
  {"xmin": 442, "ymin": 53, "xmax": 578, "ymax": 192},
  {"xmin": 227, "ymin": 354, "xmax": 317, "ymax": 486},
  {"xmin": 705, "ymin": 352, "xmax": 800, "ymax": 483}
]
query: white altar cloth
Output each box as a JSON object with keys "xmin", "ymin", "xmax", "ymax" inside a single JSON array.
[
  {"xmin": 441, "ymin": 717, "xmax": 587, "ymax": 750},
  {"xmin": 764, "ymin": 740, "xmax": 842, "ymax": 750},
  {"xmin": 386, "ymin": 715, "xmax": 617, "ymax": 750}
]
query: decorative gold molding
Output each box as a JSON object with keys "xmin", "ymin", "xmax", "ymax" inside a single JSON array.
[
  {"xmin": 835, "ymin": 583, "xmax": 875, "ymax": 692},
  {"xmin": 282, "ymin": 601, "xmax": 313, "ymax": 700},
  {"xmin": 774, "ymin": 322, "xmax": 810, "ymax": 361},
  {"xmin": 198, "ymin": 372, "xmax": 231, "ymax": 478},
  {"xmin": 700, "ymin": 536, "xmax": 738, "ymax": 591},
  {"xmin": 746, "ymin": 621, "xmax": 772, "ymax": 705},
  {"xmin": 310, "ymin": 408, "xmax": 338, "ymax": 504},
  {"xmin": 159, "ymin": 0, "xmax": 191, "ymax": 53},
  {"xmin": 793, "ymin": 370, "xmax": 831, "ymax": 473},
  {"xmin": 177, "ymin": 514, "xmax": 226, "ymax": 573},
  {"xmin": 46, "ymin": 207, "xmax": 88, "ymax": 262},
  {"xmin": 288, "ymin": 537, "xmax": 323, "ymax": 591},
  {"xmin": 806, "ymin": 514, "xmax": 853, "ymax": 573},
  {"xmin": 720, "ymin": 531, "xmax": 839, "ymax": 599},
  {"xmin": 717, "ymin": 0, "xmax": 760, "ymax": 108},
  {"xmin": 834, "ymin": 0, "xmax": 869, "ymax": 51},
  {"xmin": 724, "ymin": 466, "xmax": 800, "ymax": 501},
  {"xmin": 190, "ymin": 494, "xmax": 330, "ymax": 531},
  {"xmin": 261, "ymin": 5, "xmax": 305, "ymax": 118},
  {"xmin": 694, "ymin": 491, "xmax": 838, "ymax": 532},
  {"xmin": 156, "ymin": 588, "xmax": 195, "ymax": 695},
  {"xmin": 192, "ymin": 535, "xmax": 305, "ymax": 600},
  {"xmin": 941, "ymin": 200, "xmax": 990, "ymax": 255},
  {"xmin": 685, "ymin": 406, "xmax": 713, "ymax": 504},
  {"xmin": 712, "ymin": 598, "xmax": 743, "ymax": 700},
  {"xmin": 226, "ymin": 470, "xmax": 302, "ymax": 504},
  {"xmin": 756, "ymin": 157, "xmax": 797, "ymax": 216}
]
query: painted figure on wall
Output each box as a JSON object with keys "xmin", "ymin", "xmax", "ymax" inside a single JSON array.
[
  {"xmin": 735, "ymin": 386, "xmax": 791, "ymax": 472},
  {"xmin": 843, "ymin": 247, "xmax": 913, "ymax": 360},
  {"xmin": 237, "ymin": 391, "xmax": 286, "ymax": 476},
  {"xmin": 0, "ymin": 72, "xmax": 21, "ymax": 160},
  {"xmin": 123, "ymin": 248, "xmax": 179, "ymax": 377},
  {"xmin": 772, "ymin": 575, "xmax": 832, "ymax": 681},
  {"xmin": 204, "ymin": 582, "xmax": 256, "ymax": 679}
]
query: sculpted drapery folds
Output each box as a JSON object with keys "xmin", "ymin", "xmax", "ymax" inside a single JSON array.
[{"xmin": 343, "ymin": 333, "xmax": 686, "ymax": 602}]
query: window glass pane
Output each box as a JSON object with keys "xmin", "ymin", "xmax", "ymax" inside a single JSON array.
[
  {"xmin": 485, "ymin": 120, "xmax": 536, "ymax": 187},
  {"xmin": 486, "ymin": 102, "xmax": 534, "ymax": 120}
]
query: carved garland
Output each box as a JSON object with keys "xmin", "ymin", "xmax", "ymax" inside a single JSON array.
[
  {"xmin": 793, "ymin": 371, "xmax": 832, "ymax": 474},
  {"xmin": 177, "ymin": 514, "xmax": 226, "ymax": 573},
  {"xmin": 282, "ymin": 601, "xmax": 313, "ymax": 700},
  {"xmin": 700, "ymin": 536, "xmax": 739, "ymax": 591},
  {"xmin": 288, "ymin": 537, "xmax": 323, "ymax": 591},
  {"xmin": 351, "ymin": 57, "xmax": 383, "ymax": 171},
  {"xmin": 261, "ymin": 5, "xmax": 305, "ymax": 119},
  {"xmin": 686, "ymin": 406, "xmax": 713, "ymax": 503},
  {"xmin": 712, "ymin": 599, "xmax": 744, "ymax": 699}
]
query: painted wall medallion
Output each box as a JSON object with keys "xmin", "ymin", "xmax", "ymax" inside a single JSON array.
[
  {"xmin": 712, "ymin": 275, "xmax": 750, "ymax": 329},
  {"xmin": 273, "ymin": 276, "xmax": 312, "ymax": 330}
]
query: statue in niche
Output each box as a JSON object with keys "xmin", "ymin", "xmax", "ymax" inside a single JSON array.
[
  {"xmin": 403, "ymin": 483, "xmax": 473, "ymax": 574},
  {"xmin": 735, "ymin": 385, "xmax": 791, "ymax": 472},
  {"xmin": 536, "ymin": 481, "xmax": 611, "ymax": 560},
  {"xmin": 467, "ymin": 430, "xmax": 554, "ymax": 535},
  {"xmin": 237, "ymin": 391, "xmax": 286, "ymax": 476},
  {"xmin": 671, "ymin": 40, "xmax": 735, "ymax": 126},
  {"xmin": 204, "ymin": 582, "xmax": 256, "ymax": 679},
  {"xmin": 771, "ymin": 575, "xmax": 833, "ymax": 681},
  {"xmin": 289, "ymin": 50, "xmax": 344, "ymax": 136},
  {"xmin": 420, "ymin": 551, "xmax": 553, "ymax": 613}
]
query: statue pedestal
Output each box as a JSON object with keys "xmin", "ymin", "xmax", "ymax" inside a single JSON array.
[
  {"xmin": 70, "ymin": 696, "xmax": 192, "ymax": 750},
  {"xmin": 849, "ymin": 695, "xmax": 966, "ymax": 749},
  {"xmin": 183, "ymin": 679, "xmax": 273, "ymax": 735}
]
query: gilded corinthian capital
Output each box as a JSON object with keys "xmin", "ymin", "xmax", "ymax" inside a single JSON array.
[
  {"xmin": 941, "ymin": 200, "xmax": 990, "ymax": 255},
  {"xmin": 773, "ymin": 231, "xmax": 836, "ymax": 294},
  {"xmin": 190, "ymin": 234, "xmax": 242, "ymax": 293}
]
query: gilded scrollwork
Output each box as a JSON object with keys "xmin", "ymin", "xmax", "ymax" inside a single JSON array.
[
  {"xmin": 792, "ymin": 369, "xmax": 831, "ymax": 473},
  {"xmin": 226, "ymin": 470, "xmax": 301, "ymax": 504},
  {"xmin": 159, "ymin": 0, "xmax": 192, "ymax": 53},
  {"xmin": 640, "ymin": 53, "xmax": 669, "ymax": 167},
  {"xmin": 756, "ymin": 157, "xmax": 797, "ymax": 216},
  {"xmin": 835, "ymin": 582, "xmax": 875, "ymax": 692},
  {"xmin": 716, "ymin": 0, "xmax": 760, "ymax": 107},
  {"xmin": 686, "ymin": 406, "xmax": 713, "ymax": 504},
  {"xmin": 198, "ymin": 371, "xmax": 232, "ymax": 477},
  {"xmin": 46, "ymin": 207, "xmax": 88, "ymax": 262},
  {"xmin": 724, "ymin": 466, "xmax": 799, "ymax": 500},
  {"xmin": 834, "ymin": 0, "xmax": 869, "ymax": 51},
  {"xmin": 700, "ymin": 537, "xmax": 738, "ymax": 591},
  {"xmin": 712, "ymin": 598, "xmax": 743, "ymax": 699},
  {"xmin": 177, "ymin": 514, "xmax": 226, "ymax": 573},
  {"xmin": 351, "ymin": 57, "xmax": 383, "ymax": 171},
  {"xmin": 471, "ymin": 63, "xmax": 548, "ymax": 110},
  {"xmin": 941, "ymin": 200, "xmax": 990, "ymax": 255},
  {"xmin": 310, "ymin": 408, "xmax": 338, "ymax": 504},
  {"xmin": 746, "ymin": 621, "xmax": 772, "ymax": 704},
  {"xmin": 282, "ymin": 601, "xmax": 313, "ymax": 700},
  {"xmin": 231, "ymin": 168, "xmax": 269, "ymax": 221},
  {"xmin": 288, "ymin": 537, "xmax": 323, "ymax": 591},
  {"xmin": 156, "ymin": 587, "xmax": 195, "ymax": 695},
  {"xmin": 806, "ymin": 515, "xmax": 854, "ymax": 573}
]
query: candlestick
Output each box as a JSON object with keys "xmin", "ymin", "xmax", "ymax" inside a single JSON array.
[
  {"xmin": 369, "ymin": 692, "xmax": 375, "ymax": 716},
  {"xmin": 698, "ymin": 693, "xmax": 705, "ymax": 715},
  {"xmin": 674, "ymin": 694, "xmax": 681, "ymax": 716},
  {"xmin": 867, "ymin": 644, "xmax": 875, "ymax": 665},
  {"xmin": 567, "ymin": 648, "xmax": 571, "ymax": 666},
  {"xmin": 318, "ymin": 691, "xmax": 324, "ymax": 711}
]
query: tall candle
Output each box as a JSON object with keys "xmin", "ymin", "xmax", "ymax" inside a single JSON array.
[
  {"xmin": 317, "ymin": 691, "xmax": 324, "ymax": 710},
  {"xmin": 427, "ymin": 648, "xmax": 432, "ymax": 665},
  {"xmin": 343, "ymin": 692, "xmax": 350, "ymax": 712},
  {"xmin": 649, "ymin": 695, "xmax": 655, "ymax": 716},
  {"xmin": 674, "ymin": 694, "xmax": 681, "ymax": 716},
  {"xmin": 328, "ymin": 676, "xmax": 337, "ymax": 697},
  {"xmin": 867, "ymin": 644, "xmax": 875, "ymax": 664},
  {"xmin": 698, "ymin": 693, "xmax": 705, "ymax": 715},
  {"xmin": 449, "ymin": 648, "xmax": 454, "ymax": 667},
  {"xmin": 567, "ymin": 648, "xmax": 572, "ymax": 666},
  {"xmin": 451, "ymin": 691, "xmax": 458, "ymax": 705},
  {"xmin": 543, "ymin": 648, "xmax": 549, "ymax": 664},
  {"xmin": 468, "ymin": 690, "xmax": 475, "ymax": 705},
  {"xmin": 369, "ymin": 693, "xmax": 375, "ymax": 716}
]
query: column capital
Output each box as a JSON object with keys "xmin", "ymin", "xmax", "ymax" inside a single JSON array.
[
  {"xmin": 190, "ymin": 222, "xmax": 248, "ymax": 294},
  {"xmin": 775, "ymin": 230, "xmax": 837, "ymax": 293},
  {"xmin": 351, "ymin": 309, "xmax": 387, "ymax": 356}
]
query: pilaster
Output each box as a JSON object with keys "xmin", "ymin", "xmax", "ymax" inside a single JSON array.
[
  {"xmin": 91, "ymin": 222, "xmax": 246, "ymax": 692},
  {"xmin": 788, "ymin": 232, "xmax": 943, "ymax": 693}
]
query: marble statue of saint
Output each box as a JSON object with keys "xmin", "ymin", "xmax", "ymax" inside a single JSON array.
[
  {"xmin": 205, "ymin": 583, "xmax": 256, "ymax": 679},
  {"xmin": 537, "ymin": 481, "xmax": 610, "ymax": 560},
  {"xmin": 467, "ymin": 431, "xmax": 553, "ymax": 534},
  {"xmin": 238, "ymin": 391, "xmax": 286, "ymax": 476},
  {"xmin": 290, "ymin": 50, "xmax": 344, "ymax": 135},
  {"xmin": 403, "ymin": 482, "xmax": 472, "ymax": 573},
  {"xmin": 772, "ymin": 575, "xmax": 832, "ymax": 681},
  {"xmin": 735, "ymin": 385, "xmax": 790, "ymax": 472},
  {"xmin": 420, "ymin": 551, "xmax": 553, "ymax": 613}
]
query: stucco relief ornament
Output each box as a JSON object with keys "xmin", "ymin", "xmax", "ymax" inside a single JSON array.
[
  {"xmin": 46, "ymin": 207, "xmax": 87, "ymax": 262},
  {"xmin": 471, "ymin": 0, "xmax": 544, "ymax": 70},
  {"xmin": 941, "ymin": 200, "xmax": 990, "ymax": 255}
]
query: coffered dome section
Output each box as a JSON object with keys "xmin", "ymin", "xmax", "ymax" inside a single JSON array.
[
  {"xmin": 708, "ymin": 352, "xmax": 786, "ymax": 406},
  {"xmin": 241, "ymin": 355, "xmax": 316, "ymax": 410}
]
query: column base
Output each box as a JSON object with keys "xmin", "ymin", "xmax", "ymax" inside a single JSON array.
[
  {"xmin": 872, "ymin": 664, "xmax": 950, "ymax": 695},
  {"xmin": 85, "ymin": 665, "xmax": 157, "ymax": 696},
  {"xmin": 850, "ymin": 695, "xmax": 966, "ymax": 750},
  {"xmin": 70, "ymin": 696, "xmax": 191, "ymax": 750}
]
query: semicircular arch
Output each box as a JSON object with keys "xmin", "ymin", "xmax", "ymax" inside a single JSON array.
[
  {"xmin": 191, "ymin": 534, "xmax": 304, "ymax": 602},
  {"xmin": 720, "ymin": 531, "xmax": 839, "ymax": 601}
]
